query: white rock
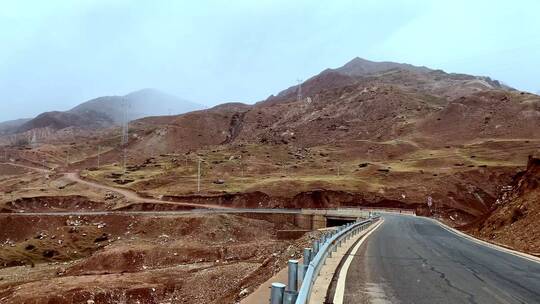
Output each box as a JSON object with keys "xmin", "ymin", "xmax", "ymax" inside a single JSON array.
[{"xmin": 239, "ymin": 288, "xmax": 249, "ymax": 297}]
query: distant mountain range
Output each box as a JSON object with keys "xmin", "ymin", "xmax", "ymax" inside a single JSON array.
[
  {"xmin": 107, "ymin": 57, "xmax": 537, "ymax": 158},
  {"xmin": 0, "ymin": 118, "xmax": 32, "ymax": 135},
  {"xmin": 0, "ymin": 89, "xmax": 204, "ymax": 135}
]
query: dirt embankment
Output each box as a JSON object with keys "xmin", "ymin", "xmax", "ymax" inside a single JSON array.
[
  {"xmin": 0, "ymin": 213, "xmax": 319, "ymax": 304},
  {"xmin": 159, "ymin": 189, "xmax": 474, "ymax": 218},
  {"xmin": 465, "ymin": 156, "xmax": 540, "ymax": 254},
  {"xmin": 3, "ymin": 195, "xmax": 114, "ymax": 212}
]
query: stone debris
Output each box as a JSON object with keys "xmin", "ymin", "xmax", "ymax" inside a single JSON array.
[{"xmin": 104, "ymin": 192, "xmax": 117, "ymax": 200}]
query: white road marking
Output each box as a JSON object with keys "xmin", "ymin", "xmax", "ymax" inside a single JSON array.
[
  {"xmin": 333, "ymin": 219, "xmax": 385, "ymax": 304},
  {"xmin": 431, "ymin": 218, "xmax": 540, "ymax": 264}
]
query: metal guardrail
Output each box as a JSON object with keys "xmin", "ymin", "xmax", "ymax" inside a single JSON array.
[{"xmin": 270, "ymin": 215, "xmax": 380, "ymax": 304}]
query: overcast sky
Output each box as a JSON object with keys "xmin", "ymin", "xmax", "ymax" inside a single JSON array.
[{"xmin": 1, "ymin": 0, "xmax": 539, "ymax": 121}]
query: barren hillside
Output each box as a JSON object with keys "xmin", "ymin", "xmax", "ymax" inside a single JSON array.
[
  {"xmin": 2, "ymin": 58, "xmax": 540, "ymax": 223},
  {"xmin": 467, "ymin": 156, "xmax": 540, "ymax": 254}
]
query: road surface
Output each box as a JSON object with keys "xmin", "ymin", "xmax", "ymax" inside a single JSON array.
[{"xmin": 344, "ymin": 215, "xmax": 540, "ymax": 304}]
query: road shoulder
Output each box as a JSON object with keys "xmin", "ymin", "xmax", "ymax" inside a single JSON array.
[{"xmin": 430, "ymin": 217, "xmax": 540, "ymax": 264}]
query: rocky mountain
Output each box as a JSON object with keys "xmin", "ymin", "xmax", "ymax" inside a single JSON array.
[
  {"xmin": 11, "ymin": 89, "xmax": 204, "ymax": 135},
  {"xmin": 333, "ymin": 57, "xmax": 431, "ymax": 76},
  {"xmin": 267, "ymin": 57, "xmax": 514, "ymax": 105},
  {"xmin": 468, "ymin": 156, "xmax": 540, "ymax": 254},
  {"xmin": 0, "ymin": 118, "xmax": 31, "ymax": 135},
  {"xmin": 110, "ymin": 58, "xmax": 539, "ymax": 156}
]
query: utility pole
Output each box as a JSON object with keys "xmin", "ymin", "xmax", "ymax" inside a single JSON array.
[
  {"xmin": 97, "ymin": 146, "xmax": 101, "ymax": 168},
  {"xmin": 197, "ymin": 158, "xmax": 201, "ymax": 193},
  {"xmin": 121, "ymin": 97, "xmax": 129, "ymax": 146},
  {"xmin": 123, "ymin": 147, "xmax": 127, "ymax": 174},
  {"xmin": 120, "ymin": 97, "xmax": 129, "ymax": 178}
]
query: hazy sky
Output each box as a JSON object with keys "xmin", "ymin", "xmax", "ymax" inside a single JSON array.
[{"xmin": 1, "ymin": 0, "xmax": 539, "ymax": 121}]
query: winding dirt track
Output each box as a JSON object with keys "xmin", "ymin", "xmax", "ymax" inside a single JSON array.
[{"xmin": 2, "ymin": 162, "xmax": 229, "ymax": 210}]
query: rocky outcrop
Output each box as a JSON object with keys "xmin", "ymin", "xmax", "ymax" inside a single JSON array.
[{"xmin": 466, "ymin": 156, "xmax": 540, "ymax": 254}]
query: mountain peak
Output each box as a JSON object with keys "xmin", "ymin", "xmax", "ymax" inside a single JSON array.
[
  {"xmin": 124, "ymin": 88, "xmax": 165, "ymax": 98},
  {"xmin": 336, "ymin": 57, "xmax": 431, "ymax": 77}
]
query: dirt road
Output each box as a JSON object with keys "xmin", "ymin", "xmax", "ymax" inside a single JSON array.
[{"xmin": 1, "ymin": 162, "xmax": 229, "ymax": 209}]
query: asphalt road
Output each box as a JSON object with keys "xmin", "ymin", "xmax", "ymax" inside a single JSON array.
[{"xmin": 344, "ymin": 215, "xmax": 540, "ymax": 304}]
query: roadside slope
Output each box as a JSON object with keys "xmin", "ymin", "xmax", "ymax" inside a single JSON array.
[{"xmin": 465, "ymin": 156, "xmax": 540, "ymax": 254}]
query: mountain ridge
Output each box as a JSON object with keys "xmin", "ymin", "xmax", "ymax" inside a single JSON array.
[
  {"xmin": 265, "ymin": 57, "xmax": 513, "ymax": 106},
  {"xmin": 8, "ymin": 89, "xmax": 204, "ymax": 136}
]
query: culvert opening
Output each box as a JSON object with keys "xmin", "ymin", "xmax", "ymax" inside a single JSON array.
[{"xmin": 326, "ymin": 217, "xmax": 356, "ymax": 227}]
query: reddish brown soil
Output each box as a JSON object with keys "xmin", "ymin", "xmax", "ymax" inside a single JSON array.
[
  {"xmin": 4, "ymin": 195, "xmax": 114, "ymax": 212},
  {"xmin": 465, "ymin": 156, "xmax": 540, "ymax": 254},
  {"xmin": 0, "ymin": 164, "xmax": 29, "ymax": 176},
  {"xmin": 0, "ymin": 213, "xmax": 319, "ymax": 303}
]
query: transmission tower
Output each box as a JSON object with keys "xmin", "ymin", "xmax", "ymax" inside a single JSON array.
[{"xmin": 297, "ymin": 79, "xmax": 303, "ymax": 102}]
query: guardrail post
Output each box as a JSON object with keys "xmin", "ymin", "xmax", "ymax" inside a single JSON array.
[
  {"xmin": 270, "ymin": 282, "xmax": 286, "ymax": 304},
  {"xmin": 302, "ymin": 248, "xmax": 311, "ymax": 278},
  {"xmin": 284, "ymin": 290, "xmax": 298, "ymax": 304},
  {"xmin": 287, "ymin": 260, "xmax": 299, "ymax": 292},
  {"xmin": 312, "ymin": 240, "xmax": 320, "ymax": 255}
]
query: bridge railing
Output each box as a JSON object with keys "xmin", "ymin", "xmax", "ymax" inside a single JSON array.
[{"xmin": 269, "ymin": 215, "xmax": 381, "ymax": 304}]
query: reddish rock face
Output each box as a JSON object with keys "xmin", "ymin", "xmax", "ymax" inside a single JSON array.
[{"xmin": 467, "ymin": 157, "xmax": 540, "ymax": 254}]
